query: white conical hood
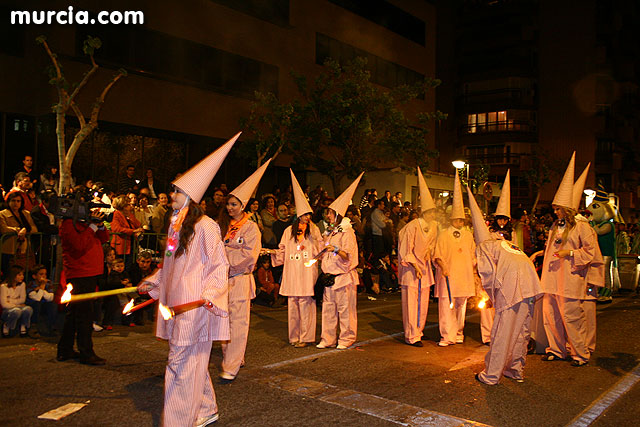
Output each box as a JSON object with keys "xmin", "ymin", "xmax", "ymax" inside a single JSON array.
[
  {"xmin": 230, "ymin": 158, "xmax": 272, "ymax": 208},
  {"xmin": 172, "ymin": 132, "xmax": 240, "ymax": 203},
  {"xmin": 572, "ymin": 163, "xmax": 590, "ymax": 211},
  {"xmin": 417, "ymin": 167, "xmax": 436, "ymax": 212},
  {"xmin": 290, "ymin": 169, "xmax": 313, "ymax": 216},
  {"xmin": 328, "ymin": 172, "xmax": 364, "ymax": 217},
  {"xmin": 450, "ymin": 172, "xmax": 465, "ymax": 220},
  {"xmin": 551, "ymin": 151, "xmax": 575, "ymax": 209},
  {"xmin": 467, "ymin": 186, "xmax": 492, "ymax": 244},
  {"xmin": 495, "ymin": 169, "xmax": 511, "ymax": 218}
]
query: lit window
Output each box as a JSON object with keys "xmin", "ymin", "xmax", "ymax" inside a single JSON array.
[
  {"xmin": 467, "ymin": 114, "xmax": 477, "ymax": 133},
  {"xmin": 477, "ymin": 113, "xmax": 486, "ymax": 132},
  {"xmin": 488, "ymin": 112, "xmax": 497, "ymax": 131},
  {"xmin": 498, "ymin": 111, "xmax": 506, "ymax": 130},
  {"xmin": 14, "ymin": 119, "xmax": 20, "ymax": 132}
]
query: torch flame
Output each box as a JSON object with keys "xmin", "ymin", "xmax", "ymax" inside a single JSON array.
[
  {"xmin": 449, "ymin": 302, "xmax": 454, "ymax": 309},
  {"xmin": 304, "ymin": 259, "xmax": 318, "ymax": 267},
  {"xmin": 122, "ymin": 299, "xmax": 135, "ymax": 315},
  {"xmin": 478, "ymin": 298, "xmax": 487, "ymax": 309},
  {"xmin": 60, "ymin": 284, "xmax": 73, "ymax": 303},
  {"xmin": 159, "ymin": 303, "xmax": 174, "ymax": 320}
]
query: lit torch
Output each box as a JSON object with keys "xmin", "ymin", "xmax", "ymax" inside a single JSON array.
[
  {"xmin": 158, "ymin": 299, "xmax": 213, "ymax": 320},
  {"xmin": 123, "ymin": 299, "xmax": 135, "ymax": 314},
  {"xmin": 304, "ymin": 248, "xmax": 329, "ymax": 267},
  {"xmin": 445, "ymin": 276, "xmax": 453, "ymax": 309},
  {"xmin": 122, "ymin": 298, "xmax": 157, "ymax": 315},
  {"xmin": 60, "ymin": 284, "xmax": 73, "ymax": 303},
  {"xmin": 61, "ymin": 286, "xmax": 139, "ymax": 303},
  {"xmin": 477, "ymin": 298, "xmax": 487, "ymax": 309}
]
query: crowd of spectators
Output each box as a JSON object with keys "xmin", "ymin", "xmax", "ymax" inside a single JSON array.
[{"xmin": 4, "ymin": 154, "xmax": 639, "ymax": 337}]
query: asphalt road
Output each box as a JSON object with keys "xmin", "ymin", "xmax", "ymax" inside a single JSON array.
[{"xmin": 2, "ymin": 291, "xmax": 640, "ymax": 426}]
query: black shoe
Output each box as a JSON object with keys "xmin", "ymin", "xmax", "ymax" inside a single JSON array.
[
  {"xmin": 571, "ymin": 359, "xmax": 589, "ymax": 367},
  {"xmin": 57, "ymin": 351, "xmax": 81, "ymax": 361},
  {"xmin": 409, "ymin": 341, "xmax": 423, "ymax": 347},
  {"xmin": 542, "ymin": 352, "xmax": 563, "ymax": 361},
  {"xmin": 80, "ymin": 355, "xmax": 106, "ymax": 365}
]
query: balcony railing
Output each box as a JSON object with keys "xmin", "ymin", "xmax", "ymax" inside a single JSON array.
[{"xmin": 461, "ymin": 120, "xmax": 536, "ymax": 135}]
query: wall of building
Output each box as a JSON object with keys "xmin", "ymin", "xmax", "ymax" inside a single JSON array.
[{"xmin": 1, "ymin": 0, "xmax": 438, "ymax": 192}]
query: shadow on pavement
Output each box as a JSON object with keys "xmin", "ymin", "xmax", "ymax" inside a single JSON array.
[{"xmin": 595, "ymin": 352, "xmax": 639, "ymax": 376}]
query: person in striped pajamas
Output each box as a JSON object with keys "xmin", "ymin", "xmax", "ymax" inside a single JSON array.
[
  {"xmin": 264, "ymin": 170, "xmax": 322, "ymax": 347},
  {"xmin": 139, "ymin": 133, "xmax": 239, "ymax": 427},
  {"xmin": 217, "ymin": 160, "xmax": 271, "ymax": 381}
]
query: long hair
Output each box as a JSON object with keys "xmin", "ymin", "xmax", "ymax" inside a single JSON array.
[
  {"xmin": 244, "ymin": 197, "xmax": 259, "ymax": 213},
  {"xmin": 551, "ymin": 206, "xmax": 577, "ymax": 245},
  {"xmin": 6, "ymin": 192, "xmax": 32, "ymax": 232},
  {"xmin": 290, "ymin": 215, "xmax": 311, "ymax": 242},
  {"xmin": 175, "ymin": 201, "xmax": 204, "ymax": 257},
  {"xmin": 3, "ymin": 265, "xmax": 25, "ymax": 285},
  {"xmin": 217, "ymin": 195, "xmax": 243, "ymax": 238}
]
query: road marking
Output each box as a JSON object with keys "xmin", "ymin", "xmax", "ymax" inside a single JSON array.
[
  {"xmin": 566, "ymin": 363, "xmax": 640, "ymax": 427},
  {"xmin": 255, "ymin": 373, "xmax": 491, "ymax": 427},
  {"xmin": 263, "ymin": 312, "xmax": 480, "ymax": 369},
  {"xmin": 448, "ymin": 347, "xmax": 488, "ymax": 371}
]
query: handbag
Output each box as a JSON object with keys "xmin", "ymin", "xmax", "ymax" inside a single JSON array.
[{"xmin": 318, "ymin": 273, "xmax": 337, "ymax": 288}]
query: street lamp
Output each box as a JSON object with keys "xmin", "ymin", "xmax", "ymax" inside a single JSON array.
[
  {"xmin": 584, "ymin": 189, "xmax": 595, "ymax": 207},
  {"xmin": 452, "ymin": 160, "xmax": 469, "ymax": 182}
]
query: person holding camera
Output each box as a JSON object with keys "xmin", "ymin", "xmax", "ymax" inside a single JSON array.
[{"xmin": 57, "ymin": 201, "xmax": 109, "ymax": 365}]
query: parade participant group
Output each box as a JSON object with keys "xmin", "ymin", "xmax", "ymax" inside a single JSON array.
[{"xmin": 42, "ymin": 131, "xmax": 605, "ymax": 425}]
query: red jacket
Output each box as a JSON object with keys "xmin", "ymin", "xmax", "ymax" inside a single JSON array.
[
  {"xmin": 110, "ymin": 210, "xmax": 141, "ymax": 255},
  {"xmin": 60, "ymin": 219, "xmax": 109, "ymax": 279}
]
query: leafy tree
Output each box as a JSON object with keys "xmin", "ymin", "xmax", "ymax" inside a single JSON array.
[
  {"xmin": 239, "ymin": 92, "xmax": 293, "ymax": 167},
  {"xmin": 240, "ymin": 57, "xmax": 444, "ymax": 194},
  {"xmin": 37, "ymin": 35, "xmax": 126, "ymax": 193},
  {"xmin": 522, "ymin": 150, "xmax": 565, "ymax": 211}
]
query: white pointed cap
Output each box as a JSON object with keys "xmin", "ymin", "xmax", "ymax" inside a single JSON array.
[
  {"xmin": 467, "ymin": 186, "xmax": 492, "ymax": 244},
  {"xmin": 328, "ymin": 172, "xmax": 364, "ymax": 217},
  {"xmin": 230, "ymin": 158, "xmax": 272, "ymax": 208},
  {"xmin": 495, "ymin": 169, "xmax": 511, "ymax": 218},
  {"xmin": 552, "ymin": 151, "xmax": 575, "ymax": 209},
  {"xmin": 450, "ymin": 172, "xmax": 465, "ymax": 219},
  {"xmin": 572, "ymin": 163, "xmax": 590, "ymax": 210},
  {"xmin": 290, "ymin": 169, "xmax": 313, "ymax": 216},
  {"xmin": 417, "ymin": 167, "xmax": 436, "ymax": 212},
  {"xmin": 172, "ymin": 132, "xmax": 240, "ymax": 203}
]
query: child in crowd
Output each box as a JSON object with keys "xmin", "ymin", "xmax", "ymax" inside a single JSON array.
[
  {"xmin": 1, "ymin": 265, "xmax": 33, "ymax": 337},
  {"xmin": 94, "ymin": 245, "xmax": 116, "ymax": 332},
  {"xmin": 26, "ymin": 264, "xmax": 57, "ymax": 336},
  {"xmin": 256, "ymin": 256, "xmax": 280, "ymax": 306},
  {"xmin": 126, "ymin": 250, "xmax": 157, "ymax": 325},
  {"xmin": 102, "ymin": 258, "xmax": 131, "ymax": 329},
  {"xmin": 376, "ymin": 254, "xmax": 399, "ymax": 293}
]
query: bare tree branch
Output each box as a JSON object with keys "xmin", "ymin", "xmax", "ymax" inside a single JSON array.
[
  {"xmin": 69, "ymin": 100, "xmax": 86, "ymax": 129},
  {"xmin": 67, "ymin": 59, "xmax": 98, "ymax": 107}
]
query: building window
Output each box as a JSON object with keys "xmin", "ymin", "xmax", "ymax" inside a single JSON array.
[
  {"xmin": 316, "ymin": 33, "xmax": 425, "ymax": 91},
  {"xmin": 466, "ymin": 110, "xmax": 535, "ymax": 133},
  {"xmin": 76, "ymin": 25, "xmax": 279, "ymax": 99},
  {"xmin": 328, "ymin": 0, "xmax": 426, "ymax": 46},
  {"xmin": 209, "ymin": 0, "xmax": 289, "ymax": 27},
  {"xmin": 465, "ymin": 144, "xmax": 511, "ymax": 165}
]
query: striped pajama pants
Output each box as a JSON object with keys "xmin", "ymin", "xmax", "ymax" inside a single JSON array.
[
  {"xmin": 163, "ymin": 341, "xmax": 217, "ymax": 426},
  {"xmin": 221, "ymin": 298, "xmax": 251, "ymax": 376}
]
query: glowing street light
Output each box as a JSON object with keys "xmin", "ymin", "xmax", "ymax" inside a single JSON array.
[{"xmin": 452, "ymin": 160, "xmax": 466, "ymax": 169}]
